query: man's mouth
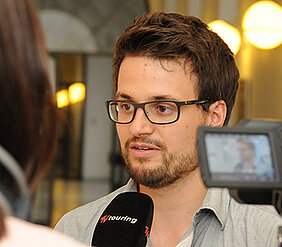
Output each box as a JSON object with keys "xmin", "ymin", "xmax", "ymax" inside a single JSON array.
[
  {"xmin": 133, "ymin": 147, "xmax": 151, "ymax": 151},
  {"xmin": 130, "ymin": 143, "xmax": 158, "ymax": 150},
  {"xmin": 129, "ymin": 143, "xmax": 160, "ymax": 157}
]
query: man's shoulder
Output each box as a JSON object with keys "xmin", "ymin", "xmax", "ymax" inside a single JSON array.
[
  {"xmin": 230, "ymin": 196, "xmax": 281, "ymax": 221},
  {"xmin": 54, "ymin": 191, "xmax": 112, "ymax": 235},
  {"xmin": 204, "ymin": 188, "xmax": 281, "ymax": 246},
  {"xmin": 204, "ymin": 188, "xmax": 281, "ymax": 226},
  {"xmin": 229, "ymin": 199, "xmax": 281, "ymax": 245},
  {"xmin": 228, "ymin": 194, "xmax": 281, "ymax": 240},
  {"xmin": 54, "ymin": 180, "xmax": 136, "ymax": 244},
  {"xmin": 58, "ymin": 194, "xmax": 110, "ymax": 224},
  {"xmin": 56, "ymin": 181, "xmax": 134, "ymax": 225}
]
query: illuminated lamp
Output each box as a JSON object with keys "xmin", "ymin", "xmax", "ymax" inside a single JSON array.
[
  {"xmin": 68, "ymin": 82, "xmax": 86, "ymax": 104},
  {"xmin": 56, "ymin": 89, "xmax": 69, "ymax": 108},
  {"xmin": 242, "ymin": 1, "xmax": 282, "ymax": 50},
  {"xmin": 208, "ymin": 20, "xmax": 241, "ymax": 55}
]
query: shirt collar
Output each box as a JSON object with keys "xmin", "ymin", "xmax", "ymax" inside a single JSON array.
[
  {"xmin": 127, "ymin": 180, "xmax": 231, "ymax": 230},
  {"xmin": 126, "ymin": 179, "xmax": 138, "ymax": 192},
  {"xmin": 198, "ymin": 188, "xmax": 231, "ymax": 230}
]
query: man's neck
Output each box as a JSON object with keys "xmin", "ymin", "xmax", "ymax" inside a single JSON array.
[{"xmin": 139, "ymin": 168, "xmax": 208, "ymax": 247}]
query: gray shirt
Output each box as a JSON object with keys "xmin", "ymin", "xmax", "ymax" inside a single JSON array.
[{"xmin": 54, "ymin": 180, "xmax": 281, "ymax": 246}]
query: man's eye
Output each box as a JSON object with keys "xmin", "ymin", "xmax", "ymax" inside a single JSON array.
[
  {"xmin": 157, "ymin": 105, "xmax": 171, "ymax": 113},
  {"xmin": 120, "ymin": 103, "xmax": 133, "ymax": 111},
  {"xmin": 155, "ymin": 103, "xmax": 177, "ymax": 115}
]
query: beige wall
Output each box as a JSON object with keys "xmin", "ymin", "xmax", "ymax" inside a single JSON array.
[
  {"xmin": 237, "ymin": 0, "xmax": 282, "ymax": 122},
  {"xmin": 146, "ymin": 0, "xmax": 282, "ymax": 124}
]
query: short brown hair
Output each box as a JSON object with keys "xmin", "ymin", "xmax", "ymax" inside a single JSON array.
[{"xmin": 113, "ymin": 12, "xmax": 239, "ymax": 125}]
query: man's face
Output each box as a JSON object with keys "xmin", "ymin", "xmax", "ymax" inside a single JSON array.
[
  {"xmin": 116, "ymin": 56, "xmax": 208, "ymax": 189},
  {"xmin": 238, "ymin": 142, "xmax": 255, "ymax": 163}
]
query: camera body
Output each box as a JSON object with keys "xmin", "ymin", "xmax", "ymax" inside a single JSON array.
[
  {"xmin": 197, "ymin": 119, "xmax": 282, "ymax": 210},
  {"xmin": 197, "ymin": 119, "xmax": 282, "ymax": 246},
  {"xmin": 197, "ymin": 120, "xmax": 282, "ymax": 190}
]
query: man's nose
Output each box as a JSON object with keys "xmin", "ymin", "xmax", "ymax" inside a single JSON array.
[{"xmin": 129, "ymin": 108, "xmax": 154, "ymax": 137}]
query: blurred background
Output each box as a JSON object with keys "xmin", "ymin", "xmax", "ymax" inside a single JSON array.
[{"xmin": 30, "ymin": 0, "xmax": 282, "ymax": 228}]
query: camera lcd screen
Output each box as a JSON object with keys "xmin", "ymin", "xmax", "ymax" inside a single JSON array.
[{"xmin": 204, "ymin": 132, "xmax": 276, "ymax": 182}]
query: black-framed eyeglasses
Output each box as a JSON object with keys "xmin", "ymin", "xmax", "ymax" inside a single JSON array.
[{"xmin": 106, "ymin": 99, "xmax": 210, "ymax": 125}]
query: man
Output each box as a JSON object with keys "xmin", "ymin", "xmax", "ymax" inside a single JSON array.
[
  {"xmin": 55, "ymin": 12, "xmax": 281, "ymax": 246},
  {"xmin": 234, "ymin": 139, "xmax": 274, "ymax": 180},
  {"xmin": 235, "ymin": 139, "xmax": 257, "ymax": 173}
]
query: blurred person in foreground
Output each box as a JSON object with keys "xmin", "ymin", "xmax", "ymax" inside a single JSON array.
[
  {"xmin": 0, "ymin": 0, "xmax": 88, "ymax": 246},
  {"xmin": 55, "ymin": 12, "xmax": 281, "ymax": 246}
]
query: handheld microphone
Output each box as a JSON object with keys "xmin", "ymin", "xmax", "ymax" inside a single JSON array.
[{"xmin": 92, "ymin": 192, "xmax": 154, "ymax": 247}]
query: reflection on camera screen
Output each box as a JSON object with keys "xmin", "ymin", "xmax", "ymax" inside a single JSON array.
[{"xmin": 205, "ymin": 133, "xmax": 276, "ymax": 182}]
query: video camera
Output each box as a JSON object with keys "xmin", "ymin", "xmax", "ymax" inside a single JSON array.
[
  {"xmin": 197, "ymin": 119, "xmax": 282, "ymax": 246},
  {"xmin": 197, "ymin": 118, "xmax": 282, "ymax": 212}
]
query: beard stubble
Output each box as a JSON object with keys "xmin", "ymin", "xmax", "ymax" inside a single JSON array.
[{"xmin": 121, "ymin": 136, "xmax": 198, "ymax": 189}]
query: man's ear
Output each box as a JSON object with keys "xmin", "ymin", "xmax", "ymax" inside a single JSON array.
[{"xmin": 207, "ymin": 100, "xmax": 227, "ymax": 127}]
